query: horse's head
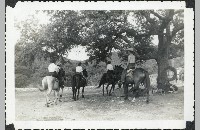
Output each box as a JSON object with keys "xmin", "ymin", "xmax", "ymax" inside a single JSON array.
[
  {"xmin": 114, "ymin": 65, "xmax": 124, "ymax": 74},
  {"xmin": 83, "ymin": 69, "xmax": 88, "ymax": 77}
]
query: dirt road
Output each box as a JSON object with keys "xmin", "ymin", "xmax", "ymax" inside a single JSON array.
[{"xmin": 15, "ymin": 86, "xmax": 184, "ymax": 121}]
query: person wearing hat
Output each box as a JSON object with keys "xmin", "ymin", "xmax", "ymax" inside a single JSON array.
[
  {"xmin": 120, "ymin": 47, "xmax": 139, "ymax": 83},
  {"xmin": 126, "ymin": 48, "xmax": 137, "ymax": 70}
]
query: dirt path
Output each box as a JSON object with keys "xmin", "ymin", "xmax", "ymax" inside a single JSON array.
[{"xmin": 15, "ymin": 86, "xmax": 184, "ymax": 121}]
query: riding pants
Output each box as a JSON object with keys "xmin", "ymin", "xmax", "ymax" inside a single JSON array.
[{"xmin": 121, "ymin": 63, "xmax": 135, "ymax": 83}]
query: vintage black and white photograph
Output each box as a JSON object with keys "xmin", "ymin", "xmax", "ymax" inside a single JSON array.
[{"xmin": 6, "ymin": 1, "xmax": 194, "ymax": 129}]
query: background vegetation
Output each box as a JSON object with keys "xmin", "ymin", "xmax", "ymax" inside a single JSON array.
[{"xmin": 15, "ymin": 10, "xmax": 184, "ymax": 88}]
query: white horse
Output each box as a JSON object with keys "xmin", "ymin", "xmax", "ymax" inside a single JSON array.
[{"xmin": 39, "ymin": 76, "xmax": 60, "ymax": 107}]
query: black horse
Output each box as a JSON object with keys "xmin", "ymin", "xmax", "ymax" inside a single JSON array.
[
  {"xmin": 123, "ymin": 68, "xmax": 150, "ymax": 103},
  {"xmin": 97, "ymin": 65, "xmax": 124, "ymax": 96},
  {"xmin": 72, "ymin": 69, "xmax": 88, "ymax": 101}
]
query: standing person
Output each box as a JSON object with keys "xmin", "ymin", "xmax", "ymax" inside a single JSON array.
[
  {"xmin": 121, "ymin": 48, "xmax": 139, "ymax": 83},
  {"xmin": 48, "ymin": 58, "xmax": 60, "ymax": 79}
]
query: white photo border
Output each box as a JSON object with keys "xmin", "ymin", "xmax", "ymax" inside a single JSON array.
[{"xmin": 5, "ymin": 1, "xmax": 194, "ymax": 129}]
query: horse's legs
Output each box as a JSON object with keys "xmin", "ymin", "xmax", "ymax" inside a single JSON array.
[
  {"xmin": 132, "ymin": 82, "xmax": 140, "ymax": 100},
  {"xmin": 72, "ymin": 87, "xmax": 76, "ymax": 101},
  {"xmin": 106, "ymin": 84, "xmax": 110, "ymax": 95},
  {"xmin": 109, "ymin": 83, "xmax": 115, "ymax": 96},
  {"xmin": 46, "ymin": 89, "xmax": 52, "ymax": 107},
  {"xmin": 60, "ymin": 88, "xmax": 63, "ymax": 97},
  {"xmin": 143, "ymin": 81, "xmax": 149, "ymax": 103},
  {"xmin": 74, "ymin": 88, "xmax": 77, "ymax": 101},
  {"xmin": 124, "ymin": 83, "xmax": 129, "ymax": 100},
  {"xmin": 82, "ymin": 87, "xmax": 85, "ymax": 98},
  {"xmin": 54, "ymin": 90, "xmax": 59, "ymax": 105},
  {"xmin": 59, "ymin": 88, "xmax": 63, "ymax": 102},
  {"xmin": 77, "ymin": 88, "xmax": 80, "ymax": 100},
  {"xmin": 103, "ymin": 84, "xmax": 105, "ymax": 96}
]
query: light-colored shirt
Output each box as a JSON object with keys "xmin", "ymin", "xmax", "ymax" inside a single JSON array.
[
  {"xmin": 107, "ymin": 64, "xmax": 114, "ymax": 71},
  {"xmin": 48, "ymin": 63, "xmax": 60, "ymax": 73},
  {"xmin": 76, "ymin": 66, "xmax": 83, "ymax": 73},
  {"xmin": 128, "ymin": 54, "xmax": 135, "ymax": 64}
]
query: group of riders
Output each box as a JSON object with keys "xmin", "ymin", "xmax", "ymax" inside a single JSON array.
[
  {"xmin": 41, "ymin": 47, "xmax": 151, "ymax": 106},
  {"xmin": 47, "ymin": 47, "xmax": 138, "ymax": 90}
]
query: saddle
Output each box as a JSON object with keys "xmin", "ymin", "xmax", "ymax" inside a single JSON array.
[{"xmin": 126, "ymin": 69, "xmax": 135, "ymax": 77}]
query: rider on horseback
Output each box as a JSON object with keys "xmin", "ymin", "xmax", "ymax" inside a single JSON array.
[
  {"xmin": 76, "ymin": 62, "xmax": 87, "ymax": 82},
  {"xmin": 121, "ymin": 47, "xmax": 139, "ymax": 83},
  {"xmin": 48, "ymin": 58, "xmax": 60, "ymax": 79},
  {"xmin": 106, "ymin": 61, "xmax": 114, "ymax": 78}
]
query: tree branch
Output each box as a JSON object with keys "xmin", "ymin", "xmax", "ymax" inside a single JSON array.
[
  {"xmin": 174, "ymin": 10, "xmax": 184, "ymax": 15},
  {"xmin": 171, "ymin": 23, "xmax": 184, "ymax": 38},
  {"xmin": 149, "ymin": 10, "xmax": 165, "ymax": 20}
]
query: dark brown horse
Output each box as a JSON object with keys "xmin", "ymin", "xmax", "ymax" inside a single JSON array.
[
  {"xmin": 72, "ymin": 69, "xmax": 88, "ymax": 101},
  {"xmin": 97, "ymin": 65, "xmax": 124, "ymax": 96},
  {"xmin": 123, "ymin": 68, "xmax": 150, "ymax": 103}
]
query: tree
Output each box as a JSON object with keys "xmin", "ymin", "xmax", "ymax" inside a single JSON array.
[
  {"xmin": 15, "ymin": 10, "xmax": 184, "ymax": 89},
  {"xmin": 138, "ymin": 10, "xmax": 184, "ymax": 86}
]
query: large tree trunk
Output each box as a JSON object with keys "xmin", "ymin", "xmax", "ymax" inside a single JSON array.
[{"xmin": 157, "ymin": 25, "xmax": 171, "ymax": 90}]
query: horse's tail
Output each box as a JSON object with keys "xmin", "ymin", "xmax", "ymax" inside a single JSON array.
[
  {"xmin": 97, "ymin": 73, "xmax": 106, "ymax": 88},
  {"xmin": 72, "ymin": 75, "xmax": 80, "ymax": 89},
  {"xmin": 39, "ymin": 77, "xmax": 48, "ymax": 91}
]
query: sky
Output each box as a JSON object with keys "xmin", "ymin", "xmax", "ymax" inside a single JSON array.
[{"xmin": 13, "ymin": 4, "xmax": 158, "ymax": 61}]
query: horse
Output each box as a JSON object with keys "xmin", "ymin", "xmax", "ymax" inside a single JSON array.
[
  {"xmin": 97, "ymin": 65, "xmax": 124, "ymax": 96},
  {"xmin": 123, "ymin": 68, "xmax": 150, "ymax": 103},
  {"xmin": 39, "ymin": 76, "xmax": 60, "ymax": 107},
  {"xmin": 72, "ymin": 69, "xmax": 88, "ymax": 101},
  {"xmin": 57, "ymin": 67, "xmax": 66, "ymax": 98}
]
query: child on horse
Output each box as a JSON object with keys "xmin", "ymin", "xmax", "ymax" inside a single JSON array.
[{"xmin": 106, "ymin": 61, "xmax": 114, "ymax": 77}]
